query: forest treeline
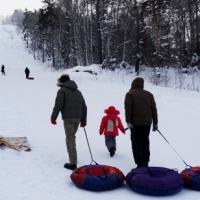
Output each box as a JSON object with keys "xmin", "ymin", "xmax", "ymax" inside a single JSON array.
[{"xmin": 10, "ymin": 0, "xmax": 200, "ymax": 70}]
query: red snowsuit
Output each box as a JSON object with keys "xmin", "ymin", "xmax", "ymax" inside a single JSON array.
[{"xmin": 99, "ymin": 106, "xmax": 125, "ymax": 136}]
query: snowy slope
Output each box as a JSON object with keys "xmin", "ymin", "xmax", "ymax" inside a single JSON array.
[{"xmin": 0, "ymin": 25, "xmax": 200, "ymax": 200}]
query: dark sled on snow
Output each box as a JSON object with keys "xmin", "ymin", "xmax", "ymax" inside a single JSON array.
[
  {"xmin": 27, "ymin": 77, "xmax": 34, "ymax": 80},
  {"xmin": 126, "ymin": 167, "xmax": 184, "ymax": 196}
]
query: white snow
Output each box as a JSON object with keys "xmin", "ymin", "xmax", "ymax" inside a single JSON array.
[{"xmin": 0, "ymin": 25, "xmax": 200, "ymax": 200}]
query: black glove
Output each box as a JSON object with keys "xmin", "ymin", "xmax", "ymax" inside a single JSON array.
[
  {"xmin": 80, "ymin": 119, "xmax": 86, "ymax": 127},
  {"xmin": 152, "ymin": 124, "xmax": 158, "ymax": 131}
]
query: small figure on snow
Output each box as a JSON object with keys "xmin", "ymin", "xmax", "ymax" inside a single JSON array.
[
  {"xmin": 99, "ymin": 106, "xmax": 125, "ymax": 157},
  {"xmin": 1, "ymin": 65, "xmax": 6, "ymax": 75},
  {"xmin": 25, "ymin": 67, "xmax": 30, "ymax": 79},
  {"xmin": 124, "ymin": 77, "xmax": 158, "ymax": 168}
]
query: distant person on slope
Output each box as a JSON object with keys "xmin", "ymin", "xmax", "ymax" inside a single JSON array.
[
  {"xmin": 25, "ymin": 67, "xmax": 30, "ymax": 79},
  {"xmin": 51, "ymin": 74, "xmax": 87, "ymax": 170},
  {"xmin": 124, "ymin": 77, "xmax": 158, "ymax": 168},
  {"xmin": 99, "ymin": 106, "xmax": 125, "ymax": 157},
  {"xmin": 1, "ymin": 65, "xmax": 6, "ymax": 75}
]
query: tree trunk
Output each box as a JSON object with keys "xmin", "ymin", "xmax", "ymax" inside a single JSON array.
[{"xmin": 96, "ymin": 0, "xmax": 103, "ymax": 64}]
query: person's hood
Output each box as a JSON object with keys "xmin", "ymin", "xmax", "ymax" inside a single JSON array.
[
  {"xmin": 57, "ymin": 80, "xmax": 78, "ymax": 90},
  {"xmin": 104, "ymin": 106, "xmax": 120, "ymax": 115},
  {"xmin": 131, "ymin": 77, "xmax": 144, "ymax": 90}
]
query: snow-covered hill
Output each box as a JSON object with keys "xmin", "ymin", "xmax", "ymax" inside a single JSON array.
[{"xmin": 0, "ymin": 25, "xmax": 200, "ymax": 200}]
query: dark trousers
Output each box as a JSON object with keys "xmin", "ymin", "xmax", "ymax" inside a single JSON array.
[
  {"xmin": 25, "ymin": 73, "xmax": 29, "ymax": 79},
  {"xmin": 130, "ymin": 125, "xmax": 151, "ymax": 167},
  {"xmin": 105, "ymin": 136, "xmax": 116, "ymax": 152}
]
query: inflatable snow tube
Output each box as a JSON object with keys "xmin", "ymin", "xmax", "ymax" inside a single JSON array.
[
  {"xmin": 70, "ymin": 164, "xmax": 125, "ymax": 191},
  {"xmin": 181, "ymin": 166, "xmax": 200, "ymax": 190},
  {"xmin": 126, "ymin": 167, "xmax": 184, "ymax": 196}
]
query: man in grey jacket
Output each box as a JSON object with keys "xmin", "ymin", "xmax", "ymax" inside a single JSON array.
[{"xmin": 51, "ymin": 74, "xmax": 87, "ymax": 170}]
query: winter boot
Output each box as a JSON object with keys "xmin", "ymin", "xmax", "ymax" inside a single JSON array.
[
  {"xmin": 109, "ymin": 147, "xmax": 115, "ymax": 157},
  {"xmin": 64, "ymin": 163, "xmax": 77, "ymax": 170}
]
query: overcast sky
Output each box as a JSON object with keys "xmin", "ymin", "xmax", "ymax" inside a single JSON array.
[{"xmin": 0, "ymin": 0, "xmax": 43, "ymax": 16}]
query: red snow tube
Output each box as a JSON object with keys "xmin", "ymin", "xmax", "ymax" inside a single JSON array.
[
  {"xmin": 71, "ymin": 164, "xmax": 125, "ymax": 191},
  {"xmin": 181, "ymin": 166, "xmax": 200, "ymax": 190}
]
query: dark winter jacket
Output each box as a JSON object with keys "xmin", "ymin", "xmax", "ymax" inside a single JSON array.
[
  {"xmin": 1, "ymin": 65, "xmax": 5, "ymax": 72},
  {"xmin": 124, "ymin": 78, "xmax": 158, "ymax": 126},
  {"xmin": 25, "ymin": 67, "xmax": 30, "ymax": 75},
  {"xmin": 99, "ymin": 106, "xmax": 125, "ymax": 137},
  {"xmin": 51, "ymin": 80, "xmax": 87, "ymax": 123}
]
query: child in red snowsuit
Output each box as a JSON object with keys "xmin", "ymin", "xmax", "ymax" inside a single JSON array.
[{"xmin": 99, "ymin": 106, "xmax": 125, "ymax": 157}]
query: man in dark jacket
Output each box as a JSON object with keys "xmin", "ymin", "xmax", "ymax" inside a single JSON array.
[
  {"xmin": 124, "ymin": 77, "xmax": 158, "ymax": 168},
  {"xmin": 51, "ymin": 74, "xmax": 87, "ymax": 170},
  {"xmin": 1, "ymin": 65, "xmax": 6, "ymax": 75},
  {"xmin": 25, "ymin": 67, "xmax": 30, "ymax": 79}
]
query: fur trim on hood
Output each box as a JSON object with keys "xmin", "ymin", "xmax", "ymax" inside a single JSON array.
[{"xmin": 104, "ymin": 106, "xmax": 120, "ymax": 115}]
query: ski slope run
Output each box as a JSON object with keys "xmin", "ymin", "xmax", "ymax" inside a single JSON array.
[{"xmin": 0, "ymin": 25, "xmax": 200, "ymax": 200}]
